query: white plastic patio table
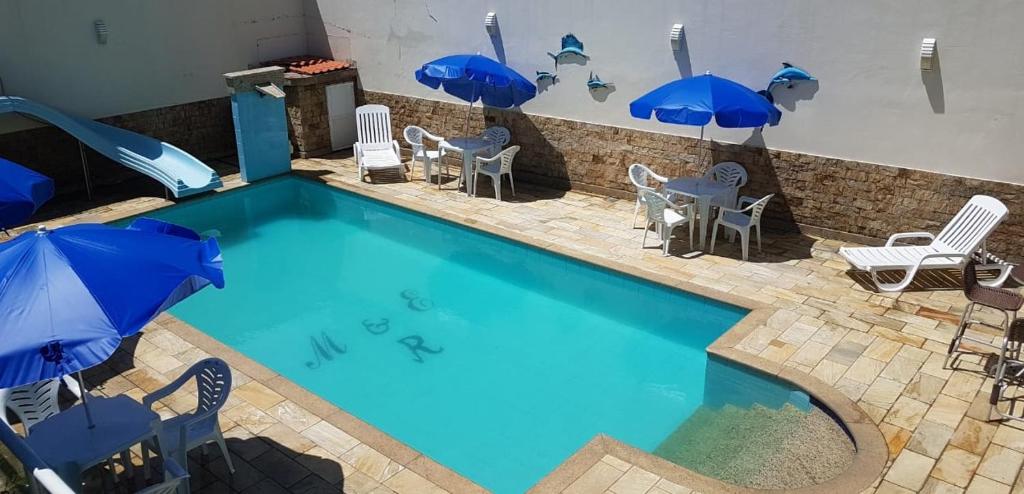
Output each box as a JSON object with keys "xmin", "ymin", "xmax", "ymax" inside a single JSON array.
[
  {"xmin": 664, "ymin": 177, "xmax": 736, "ymax": 250},
  {"xmin": 25, "ymin": 395, "xmax": 161, "ymax": 491},
  {"xmin": 440, "ymin": 137, "xmax": 492, "ymax": 196}
]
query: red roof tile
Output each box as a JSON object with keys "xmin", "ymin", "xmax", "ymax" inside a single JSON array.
[{"xmin": 266, "ymin": 56, "xmax": 352, "ymax": 76}]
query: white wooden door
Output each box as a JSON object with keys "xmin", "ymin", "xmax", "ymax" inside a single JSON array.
[{"xmin": 326, "ymin": 82, "xmax": 357, "ymax": 150}]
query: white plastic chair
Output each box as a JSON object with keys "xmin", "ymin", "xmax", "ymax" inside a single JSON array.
[
  {"xmin": 136, "ymin": 457, "xmax": 189, "ymax": 494},
  {"xmin": 354, "ymin": 105, "xmax": 404, "ymax": 182},
  {"xmin": 640, "ymin": 190, "xmax": 694, "ymax": 256},
  {"xmin": 710, "ymin": 194, "xmax": 774, "ymax": 261},
  {"xmin": 0, "ymin": 379, "xmax": 61, "ymax": 433},
  {"xmin": 1, "ymin": 378, "xmax": 129, "ymax": 483},
  {"xmin": 839, "ymin": 195, "xmax": 1012, "ymax": 292},
  {"xmin": 403, "ymin": 126, "xmax": 446, "ymax": 187},
  {"xmin": 628, "ymin": 164, "xmax": 672, "ymax": 228},
  {"xmin": 141, "ymin": 358, "xmax": 233, "ymax": 478},
  {"xmin": 703, "ymin": 161, "xmax": 748, "ymax": 208},
  {"xmin": 473, "ymin": 145, "xmax": 520, "ymax": 201},
  {"xmin": 477, "ymin": 126, "xmax": 510, "ymax": 157}
]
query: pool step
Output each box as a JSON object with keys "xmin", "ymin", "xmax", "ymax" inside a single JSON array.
[{"xmin": 653, "ymin": 403, "xmax": 854, "ymax": 490}]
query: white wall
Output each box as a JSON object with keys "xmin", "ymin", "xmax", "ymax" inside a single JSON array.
[
  {"xmin": 0, "ymin": 0, "xmax": 306, "ymax": 131},
  {"xmin": 307, "ymin": 0, "xmax": 1024, "ymax": 184}
]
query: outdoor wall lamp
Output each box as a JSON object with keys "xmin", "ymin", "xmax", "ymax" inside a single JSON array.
[
  {"xmin": 670, "ymin": 24, "xmax": 685, "ymax": 51},
  {"xmin": 94, "ymin": 19, "xmax": 108, "ymax": 45},
  {"xmin": 920, "ymin": 38, "xmax": 937, "ymax": 71},
  {"xmin": 485, "ymin": 12, "xmax": 498, "ymax": 34}
]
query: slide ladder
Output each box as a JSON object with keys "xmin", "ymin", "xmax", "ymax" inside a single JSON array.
[{"xmin": 0, "ymin": 96, "xmax": 222, "ymax": 198}]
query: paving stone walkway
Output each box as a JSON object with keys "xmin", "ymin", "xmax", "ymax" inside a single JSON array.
[{"xmin": 5, "ymin": 152, "xmax": 1023, "ymax": 494}]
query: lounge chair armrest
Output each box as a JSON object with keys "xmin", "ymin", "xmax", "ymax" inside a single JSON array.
[
  {"xmin": 669, "ymin": 202, "xmax": 693, "ymax": 215},
  {"xmin": 422, "ymin": 130, "xmax": 445, "ymax": 142},
  {"xmin": 392, "ymin": 140, "xmax": 401, "ymax": 156},
  {"xmin": 885, "ymin": 232, "xmax": 935, "ymax": 247},
  {"xmin": 737, "ymin": 196, "xmax": 759, "ymax": 208},
  {"xmin": 353, "ymin": 142, "xmax": 364, "ymax": 158},
  {"xmin": 648, "ymin": 169, "xmax": 669, "ymax": 184},
  {"xmin": 142, "ymin": 372, "xmax": 192, "ymax": 408},
  {"xmin": 474, "ymin": 154, "xmax": 502, "ymax": 165}
]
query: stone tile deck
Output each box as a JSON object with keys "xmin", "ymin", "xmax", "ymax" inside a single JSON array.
[{"xmin": 8, "ymin": 152, "xmax": 1024, "ymax": 493}]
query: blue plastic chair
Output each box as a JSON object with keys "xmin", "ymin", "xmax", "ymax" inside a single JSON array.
[{"xmin": 140, "ymin": 358, "xmax": 234, "ymax": 478}]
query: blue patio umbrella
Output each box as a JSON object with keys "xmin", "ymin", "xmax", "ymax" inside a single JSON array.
[
  {"xmin": 0, "ymin": 157, "xmax": 55, "ymax": 231},
  {"xmin": 630, "ymin": 72, "xmax": 781, "ymax": 164},
  {"xmin": 0, "ymin": 218, "xmax": 223, "ymax": 424},
  {"xmin": 415, "ymin": 54, "xmax": 537, "ymax": 132}
]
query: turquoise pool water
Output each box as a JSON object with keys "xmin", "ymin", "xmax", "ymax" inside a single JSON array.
[{"xmin": 137, "ymin": 177, "xmax": 773, "ymax": 492}]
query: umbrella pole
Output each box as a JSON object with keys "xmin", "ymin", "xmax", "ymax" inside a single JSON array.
[
  {"xmin": 464, "ymin": 100, "xmax": 473, "ymax": 136},
  {"xmin": 77, "ymin": 371, "xmax": 96, "ymax": 429}
]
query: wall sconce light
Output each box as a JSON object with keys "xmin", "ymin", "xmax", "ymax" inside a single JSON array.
[
  {"xmin": 920, "ymin": 38, "xmax": 937, "ymax": 71},
  {"xmin": 94, "ymin": 19, "xmax": 108, "ymax": 45},
  {"xmin": 484, "ymin": 13, "xmax": 498, "ymax": 34},
  {"xmin": 670, "ymin": 24, "xmax": 685, "ymax": 51}
]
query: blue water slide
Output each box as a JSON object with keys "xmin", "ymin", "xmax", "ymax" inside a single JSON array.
[{"xmin": 0, "ymin": 96, "xmax": 222, "ymax": 198}]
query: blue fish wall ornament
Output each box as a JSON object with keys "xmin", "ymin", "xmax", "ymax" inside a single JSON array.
[
  {"xmin": 547, "ymin": 33, "xmax": 589, "ymax": 67},
  {"xmin": 536, "ymin": 71, "xmax": 558, "ymax": 83},
  {"xmin": 759, "ymin": 62, "xmax": 816, "ymax": 103},
  {"xmin": 587, "ymin": 72, "xmax": 612, "ymax": 90}
]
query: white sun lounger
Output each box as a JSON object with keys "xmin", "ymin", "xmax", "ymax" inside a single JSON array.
[
  {"xmin": 355, "ymin": 105, "xmax": 404, "ymax": 181},
  {"xmin": 839, "ymin": 195, "xmax": 1012, "ymax": 292}
]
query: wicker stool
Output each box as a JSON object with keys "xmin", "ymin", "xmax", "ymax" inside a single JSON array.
[{"xmin": 946, "ymin": 261, "xmax": 1023, "ymax": 367}]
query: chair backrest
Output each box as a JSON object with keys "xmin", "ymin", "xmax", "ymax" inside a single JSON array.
[
  {"xmin": 933, "ymin": 195, "xmax": 1008, "ymax": 255},
  {"xmin": 628, "ymin": 164, "xmax": 660, "ymax": 197},
  {"xmin": 0, "ymin": 379, "xmax": 61, "ymax": 434},
  {"xmin": 356, "ymin": 105, "xmax": 393, "ymax": 148},
  {"xmin": 135, "ymin": 457, "xmax": 189, "ymax": 494},
  {"xmin": 705, "ymin": 161, "xmax": 748, "ymax": 188},
  {"xmin": 403, "ymin": 126, "xmax": 426, "ymax": 156},
  {"xmin": 480, "ymin": 126, "xmax": 511, "ymax": 146},
  {"xmin": 192, "ymin": 358, "xmax": 231, "ymax": 416},
  {"xmin": 747, "ymin": 194, "xmax": 774, "ymax": 225},
  {"xmin": 641, "ymin": 190, "xmax": 672, "ymax": 224},
  {"xmin": 493, "ymin": 145, "xmax": 520, "ymax": 174}
]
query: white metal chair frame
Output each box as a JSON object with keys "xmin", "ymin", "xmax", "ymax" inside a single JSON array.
[
  {"xmin": 354, "ymin": 105, "xmax": 404, "ymax": 182},
  {"xmin": 141, "ymin": 358, "xmax": 234, "ymax": 479},
  {"xmin": 640, "ymin": 190, "xmax": 694, "ymax": 256},
  {"xmin": 839, "ymin": 195, "xmax": 1013, "ymax": 292},
  {"xmin": 628, "ymin": 164, "xmax": 672, "ymax": 229},
  {"xmin": 403, "ymin": 126, "xmax": 446, "ymax": 188},
  {"xmin": 709, "ymin": 194, "xmax": 774, "ymax": 261},
  {"xmin": 473, "ymin": 145, "xmax": 520, "ymax": 201}
]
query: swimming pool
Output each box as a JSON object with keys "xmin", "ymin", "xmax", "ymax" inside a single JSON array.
[{"xmin": 137, "ymin": 177, "xmax": 813, "ymax": 492}]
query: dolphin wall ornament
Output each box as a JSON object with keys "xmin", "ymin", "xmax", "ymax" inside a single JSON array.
[
  {"xmin": 536, "ymin": 71, "xmax": 558, "ymax": 83},
  {"xmin": 587, "ymin": 72, "xmax": 613, "ymax": 90},
  {"xmin": 758, "ymin": 62, "xmax": 815, "ymax": 103},
  {"xmin": 547, "ymin": 33, "xmax": 589, "ymax": 67}
]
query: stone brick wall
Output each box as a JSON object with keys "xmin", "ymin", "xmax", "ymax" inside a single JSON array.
[
  {"xmin": 0, "ymin": 97, "xmax": 236, "ymax": 197},
  {"xmin": 362, "ymin": 90, "xmax": 1024, "ymax": 260},
  {"xmin": 283, "ymin": 69, "xmax": 358, "ymax": 158},
  {"xmin": 285, "ymin": 84, "xmax": 331, "ymax": 157}
]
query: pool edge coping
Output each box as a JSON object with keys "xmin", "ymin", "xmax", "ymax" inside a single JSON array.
[
  {"xmin": 304, "ymin": 172, "xmax": 888, "ymax": 494},
  {"xmin": 110, "ymin": 170, "xmax": 888, "ymax": 494}
]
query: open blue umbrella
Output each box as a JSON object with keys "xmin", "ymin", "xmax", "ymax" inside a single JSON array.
[
  {"xmin": 630, "ymin": 72, "xmax": 781, "ymax": 164},
  {"xmin": 0, "ymin": 218, "xmax": 223, "ymax": 424},
  {"xmin": 415, "ymin": 54, "xmax": 537, "ymax": 132},
  {"xmin": 0, "ymin": 157, "xmax": 54, "ymax": 232}
]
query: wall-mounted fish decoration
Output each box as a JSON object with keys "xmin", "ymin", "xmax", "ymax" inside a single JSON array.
[
  {"xmin": 547, "ymin": 33, "xmax": 589, "ymax": 67},
  {"xmin": 759, "ymin": 62, "xmax": 816, "ymax": 103},
  {"xmin": 587, "ymin": 72, "xmax": 613, "ymax": 90},
  {"xmin": 536, "ymin": 71, "xmax": 558, "ymax": 84}
]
